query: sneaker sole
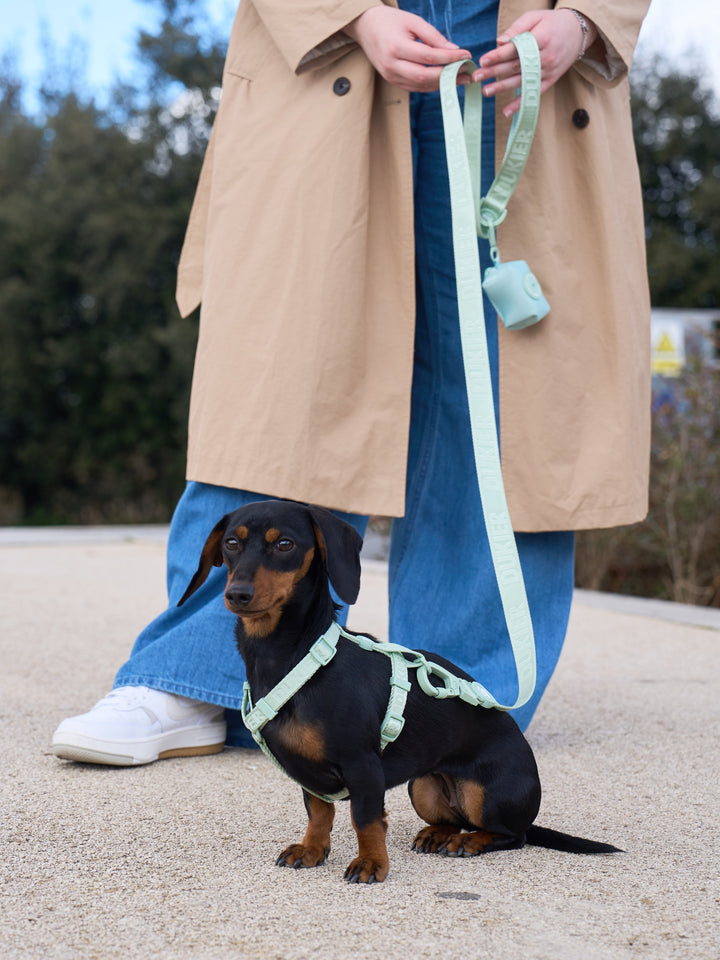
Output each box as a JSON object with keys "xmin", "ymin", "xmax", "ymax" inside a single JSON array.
[
  {"xmin": 52, "ymin": 741, "xmax": 225, "ymax": 766},
  {"xmin": 51, "ymin": 723, "xmax": 227, "ymax": 766}
]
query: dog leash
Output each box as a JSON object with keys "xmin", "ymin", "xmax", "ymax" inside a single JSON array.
[{"xmin": 439, "ymin": 33, "xmax": 544, "ymax": 711}]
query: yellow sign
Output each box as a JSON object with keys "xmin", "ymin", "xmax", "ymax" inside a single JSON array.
[{"xmin": 651, "ymin": 320, "xmax": 685, "ymax": 377}]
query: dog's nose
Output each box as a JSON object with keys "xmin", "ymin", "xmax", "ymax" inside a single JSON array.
[{"xmin": 226, "ymin": 582, "xmax": 255, "ymax": 606}]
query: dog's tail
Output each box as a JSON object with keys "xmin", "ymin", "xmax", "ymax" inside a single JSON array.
[{"xmin": 525, "ymin": 825, "xmax": 622, "ymax": 855}]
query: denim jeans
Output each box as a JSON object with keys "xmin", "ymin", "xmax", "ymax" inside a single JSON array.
[{"xmin": 115, "ymin": 0, "xmax": 575, "ymax": 740}]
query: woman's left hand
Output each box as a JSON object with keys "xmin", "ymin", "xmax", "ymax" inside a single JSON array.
[{"xmin": 473, "ymin": 9, "xmax": 598, "ymax": 116}]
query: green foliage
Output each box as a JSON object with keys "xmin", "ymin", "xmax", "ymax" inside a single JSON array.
[
  {"xmin": 631, "ymin": 56, "xmax": 720, "ymax": 307},
  {"xmin": 0, "ymin": 1, "xmax": 225, "ymax": 523},
  {"xmin": 137, "ymin": 0, "xmax": 228, "ymax": 100},
  {"xmin": 576, "ymin": 350, "xmax": 720, "ymax": 606}
]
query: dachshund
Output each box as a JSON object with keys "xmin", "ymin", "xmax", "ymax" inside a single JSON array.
[{"xmin": 179, "ymin": 499, "xmax": 619, "ymax": 884}]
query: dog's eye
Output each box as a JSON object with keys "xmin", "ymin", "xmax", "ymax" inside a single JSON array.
[
  {"xmin": 276, "ymin": 538, "xmax": 295, "ymax": 553},
  {"xmin": 224, "ymin": 538, "xmax": 240, "ymax": 552}
]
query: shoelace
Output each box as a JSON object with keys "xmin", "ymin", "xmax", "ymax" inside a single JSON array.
[{"xmin": 94, "ymin": 688, "xmax": 145, "ymax": 709}]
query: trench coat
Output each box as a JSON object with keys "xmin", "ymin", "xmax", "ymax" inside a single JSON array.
[{"xmin": 176, "ymin": 0, "xmax": 651, "ymax": 532}]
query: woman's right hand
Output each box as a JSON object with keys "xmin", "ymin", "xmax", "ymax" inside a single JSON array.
[{"xmin": 344, "ymin": 6, "xmax": 471, "ymax": 92}]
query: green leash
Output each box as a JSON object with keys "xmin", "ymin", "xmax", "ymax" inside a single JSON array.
[
  {"xmin": 452, "ymin": 33, "xmax": 543, "ymax": 261},
  {"xmin": 439, "ymin": 32, "xmax": 545, "ymax": 712},
  {"xmin": 241, "ymin": 36, "xmax": 544, "ymax": 796}
]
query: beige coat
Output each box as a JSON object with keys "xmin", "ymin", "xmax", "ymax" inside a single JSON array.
[{"xmin": 177, "ymin": 0, "xmax": 651, "ymax": 532}]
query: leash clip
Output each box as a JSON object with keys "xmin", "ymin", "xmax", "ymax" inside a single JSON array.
[{"xmin": 415, "ymin": 659, "xmax": 462, "ymax": 700}]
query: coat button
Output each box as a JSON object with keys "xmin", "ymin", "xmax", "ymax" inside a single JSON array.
[
  {"xmin": 333, "ymin": 77, "xmax": 351, "ymax": 96},
  {"xmin": 572, "ymin": 108, "xmax": 590, "ymax": 129}
]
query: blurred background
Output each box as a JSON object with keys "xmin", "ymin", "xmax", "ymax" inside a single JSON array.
[{"xmin": 1, "ymin": 0, "xmax": 718, "ymax": 606}]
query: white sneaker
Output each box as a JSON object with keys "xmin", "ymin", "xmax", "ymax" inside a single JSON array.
[{"xmin": 52, "ymin": 686, "xmax": 227, "ymax": 766}]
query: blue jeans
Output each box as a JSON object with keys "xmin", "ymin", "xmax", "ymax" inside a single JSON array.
[{"xmin": 115, "ymin": 0, "xmax": 574, "ymax": 740}]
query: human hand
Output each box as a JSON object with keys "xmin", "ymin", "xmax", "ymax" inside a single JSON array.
[
  {"xmin": 472, "ymin": 9, "xmax": 598, "ymax": 116},
  {"xmin": 344, "ymin": 6, "xmax": 472, "ymax": 92}
]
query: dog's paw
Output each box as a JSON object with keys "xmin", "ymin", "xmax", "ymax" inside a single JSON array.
[
  {"xmin": 343, "ymin": 856, "xmax": 389, "ymax": 884},
  {"xmin": 414, "ymin": 827, "xmax": 500, "ymax": 857},
  {"xmin": 411, "ymin": 825, "xmax": 459, "ymax": 855},
  {"xmin": 436, "ymin": 832, "xmax": 483, "ymax": 857},
  {"xmin": 275, "ymin": 843, "xmax": 329, "ymax": 869}
]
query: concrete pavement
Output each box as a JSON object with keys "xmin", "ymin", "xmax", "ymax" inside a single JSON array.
[{"xmin": 1, "ymin": 526, "xmax": 718, "ymax": 960}]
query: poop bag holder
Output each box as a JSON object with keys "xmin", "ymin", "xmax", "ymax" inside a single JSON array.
[
  {"xmin": 481, "ymin": 259, "xmax": 549, "ymax": 331},
  {"xmin": 440, "ymin": 33, "xmax": 548, "ymax": 330}
]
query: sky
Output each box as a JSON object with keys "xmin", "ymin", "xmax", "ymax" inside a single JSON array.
[
  {"xmin": 1, "ymin": 0, "xmax": 236, "ymax": 106},
  {"xmin": 2, "ymin": 0, "xmax": 720, "ymax": 105}
]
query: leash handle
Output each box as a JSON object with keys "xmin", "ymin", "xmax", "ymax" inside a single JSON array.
[
  {"xmin": 480, "ymin": 33, "xmax": 541, "ymax": 252},
  {"xmin": 448, "ymin": 32, "xmax": 542, "ymax": 260},
  {"xmin": 438, "ymin": 33, "xmax": 542, "ymax": 711}
]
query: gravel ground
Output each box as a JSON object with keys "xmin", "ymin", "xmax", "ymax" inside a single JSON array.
[{"xmin": 1, "ymin": 530, "xmax": 718, "ymax": 960}]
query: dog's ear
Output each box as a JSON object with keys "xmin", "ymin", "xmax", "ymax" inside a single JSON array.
[
  {"xmin": 177, "ymin": 515, "xmax": 229, "ymax": 606},
  {"xmin": 307, "ymin": 505, "xmax": 363, "ymax": 605}
]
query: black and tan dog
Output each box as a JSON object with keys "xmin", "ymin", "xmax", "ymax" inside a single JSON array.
[{"xmin": 179, "ymin": 499, "xmax": 619, "ymax": 883}]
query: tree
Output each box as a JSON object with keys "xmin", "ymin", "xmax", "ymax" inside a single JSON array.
[
  {"xmin": 0, "ymin": 1, "xmax": 226, "ymax": 523},
  {"xmin": 631, "ymin": 56, "xmax": 720, "ymax": 307}
]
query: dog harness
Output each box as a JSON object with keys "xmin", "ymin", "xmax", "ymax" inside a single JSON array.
[{"xmin": 241, "ymin": 620, "xmax": 518, "ymax": 803}]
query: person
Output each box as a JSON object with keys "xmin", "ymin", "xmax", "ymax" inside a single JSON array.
[{"xmin": 52, "ymin": 0, "xmax": 651, "ymax": 765}]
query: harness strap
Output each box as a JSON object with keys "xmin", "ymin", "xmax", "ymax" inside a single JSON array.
[
  {"xmin": 242, "ymin": 623, "xmax": 349, "ymax": 802},
  {"xmin": 345, "ymin": 632, "xmax": 413, "ymax": 747},
  {"xmin": 242, "ymin": 622, "xmax": 341, "ymax": 736}
]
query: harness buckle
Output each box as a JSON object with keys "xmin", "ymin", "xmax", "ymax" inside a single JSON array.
[
  {"xmin": 309, "ymin": 631, "xmax": 338, "ymax": 667},
  {"xmin": 389, "ymin": 675, "xmax": 412, "ymax": 693},
  {"xmin": 381, "ymin": 711, "xmax": 406, "ymax": 745},
  {"xmin": 244, "ymin": 695, "xmax": 278, "ymax": 734}
]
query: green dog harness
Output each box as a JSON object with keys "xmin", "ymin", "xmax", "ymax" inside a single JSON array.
[{"xmin": 241, "ymin": 620, "xmax": 519, "ymax": 803}]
